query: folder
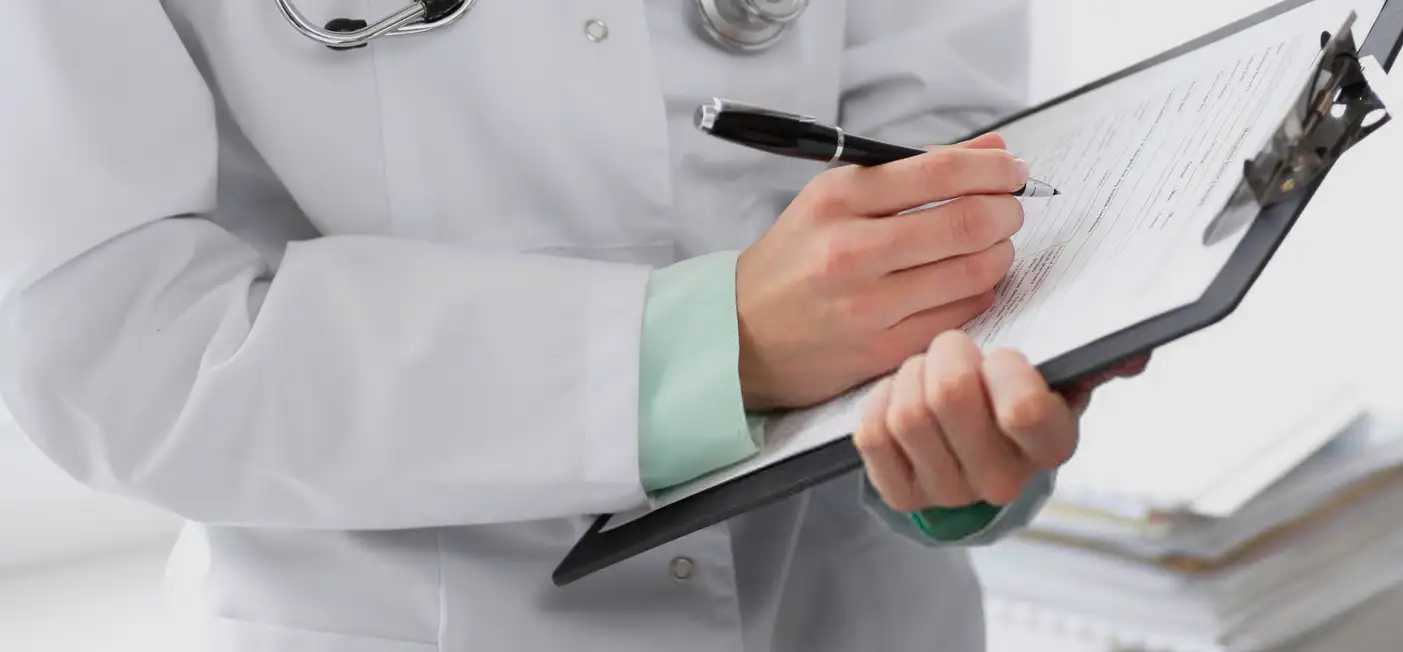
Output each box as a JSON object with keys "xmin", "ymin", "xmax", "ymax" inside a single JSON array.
[{"xmin": 552, "ymin": 0, "xmax": 1403, "ymax": 587}]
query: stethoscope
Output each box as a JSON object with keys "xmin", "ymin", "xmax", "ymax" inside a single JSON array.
[{"xmin": 273, "ymin": 0, "xmax": 808, "ymax": 53}]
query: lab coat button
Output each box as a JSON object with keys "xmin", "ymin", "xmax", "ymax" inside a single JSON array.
[
  {"xmin": 584, "ymin": 19, "xmax": 609, "ymax": 43},
  {"xmin": 669, "ymin": 556, "xmax": 695, "ymax": 582}
]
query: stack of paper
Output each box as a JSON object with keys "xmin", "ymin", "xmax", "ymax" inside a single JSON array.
[
  {"xmin": 1034, "ymin": 408, "xmax": 1403, "ymax": 561},
  {"xmin": 973, "ymin": 408, "xmax": 1403, "ymax": 652}
]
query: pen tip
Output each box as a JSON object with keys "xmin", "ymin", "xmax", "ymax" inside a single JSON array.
[{"xmin": 1052, "ymin": 189, "xmax": 1062, "ymax": 196}]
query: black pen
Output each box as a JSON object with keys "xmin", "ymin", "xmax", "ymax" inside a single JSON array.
[{"xmin": 694, "ymin": 97, "xmax": 1060, "ymax": 198}]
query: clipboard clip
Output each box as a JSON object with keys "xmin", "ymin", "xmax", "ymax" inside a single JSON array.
[{"xmin": 1204, "ymin": 12, "xmax": 1394, "ymax": 244}]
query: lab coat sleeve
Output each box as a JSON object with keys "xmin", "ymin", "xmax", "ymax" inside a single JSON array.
[
  {"xmin": 0, "ymin": 3, "xmax": 652, "ymax": 529},
  {"xmin": 839, "ymin": 0, "xmax": 1045, "ymax": 544}
]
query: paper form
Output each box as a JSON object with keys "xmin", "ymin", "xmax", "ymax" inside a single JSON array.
[
  {"xmin": 639, "ymin": 0, "xmax": 1377, "ymax": 513},
  {"xmin": 983, "ymin": 0, "xmax": 1353, "ymax": 365}
]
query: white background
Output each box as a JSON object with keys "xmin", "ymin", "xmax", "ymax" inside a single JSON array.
[{"xmin": 2, "ymin": 1, "xmax": 1401, "ymax": 651}]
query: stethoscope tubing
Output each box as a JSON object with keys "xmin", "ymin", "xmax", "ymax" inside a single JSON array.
[
  {"xmin": 273, "ymin": 0, "xmax": 480, "ymax": 49},
  {"xmin": 274, "ymin": 0, "xmax": 805, "ymax": 52}
]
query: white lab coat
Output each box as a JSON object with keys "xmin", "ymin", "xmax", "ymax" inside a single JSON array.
[{"xmin": 0, "ymin": 1, "xmax": 1033, "ymax": 650}]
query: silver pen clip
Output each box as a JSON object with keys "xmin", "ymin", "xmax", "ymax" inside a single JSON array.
[{"xmin": 694, "ymin": 97, "xmax": 818, "ymax": 132}]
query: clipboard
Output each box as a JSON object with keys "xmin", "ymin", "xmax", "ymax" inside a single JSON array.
[{"xmin": 553, "ymin": 0, "xmax": 1403, "ymax": 587}]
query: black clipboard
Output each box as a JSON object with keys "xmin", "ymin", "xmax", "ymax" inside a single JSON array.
[{"xmin": 553, "ymin": 0, "xmax": 1403, "ymax": 587}]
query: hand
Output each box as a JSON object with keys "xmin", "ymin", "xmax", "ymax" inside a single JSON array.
[
  {"xmin": 854, "ymin": 330, "xmax": 1149, "ymax": 512},
  {"xmin": 736, "ymin": 133, "xmax": 1026, "ymax": 411}
]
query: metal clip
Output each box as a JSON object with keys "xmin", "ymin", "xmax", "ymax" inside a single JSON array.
[
  {"xmin": 1243, "ymin": 12, "xmax": 1392, "ymax": 205},
  {"xmin": 694, "ymin": 97, "xmax": 818, "ymax": 132},
  {"xmin": 1204, "ymin": 12, "xmax": 1392, "ymax": 244}
]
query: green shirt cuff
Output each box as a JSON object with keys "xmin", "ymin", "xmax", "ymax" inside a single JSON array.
[
  {"xmin": 638, "ymin": 251, "xmax": 762, "ymax": 494},
  {"xmin": 908, "ymin": 471, "xmax": 1055, "ymax": 544},
  {"xmin": 862, "ymin": 471, "xmax": 1055, "ymax": 546},
  {"xmin": 910, "ymin": 502, "xmax": 1004, "ymax": 540}
]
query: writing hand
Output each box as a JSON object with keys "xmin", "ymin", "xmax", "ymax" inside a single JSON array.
[{"xmin": 736, "ymin": 133, "xmax": 1025, "ymax": 411}]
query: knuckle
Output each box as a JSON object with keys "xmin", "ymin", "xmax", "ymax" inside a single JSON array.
[
  {"xmin": 924, "ymin": 370, "xmax": 978, "ymax": 414},
  {"xmin": 989, "ymin": 347, "xmax": 1031, "ymax": 367},
  {"xmin": 981, "ymin": 468, "xmax": 1029, "ymax": 504},
  {"xmin": 963, "ymin": 241, "xmax": 1014, "ymax": 290},
  {"xmin": 956, "ymin": 253, "xmax": 992, "ymax": 292},
  {"xmin": 989, "ymin": 240, "xmax": 1016, "ymax": 276},
  {"xmin": 995, "ymin": 150, "xmax": 1024, "ymax": 185},
  {"xmin": 945, "ymin": 489, "xmax": 980, "ymax": 508},
  {"xmin": 918, "ymin": 150, "xmax": 959, "ymax": 188},
  {"xmin": 831, "ymin": 292, "xmax": 878, "ymax": 327},
  {"xmin": 942, "ymin": 197, "xmax": 983, "ymax": 245},
  {"xmin": 888, "ymin": 401, "xmax": 931, "ymax": 440},
  {"xmin": 927, "ymin": 328, "xmax": 977, "ymax": 358},
  {"xmin": 934, "ymin": 477, "xmax": 980, "ymax": 507},
  {"xmin": 990, "ymin": 195, "xmax": 1026, "ymax": 236},
  {"xmin": 854, "ymin": 421, "xmax": 892, "ymax": 455},
  {"xmin": 816, "ymin": 232, "xmax": 863, "ymax": 278},
  {"xmin": 1000, "ymin": 393, "xmax": 1054, "ymax": 433},
  {"xmin": 942, "ymin": 195, "xmax": 1022, "ymax": 247},
  {"xmin": 886, "ymin": 493, "xmax": 924, "ymax": 514}
]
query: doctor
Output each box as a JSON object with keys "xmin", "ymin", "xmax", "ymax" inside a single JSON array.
[{"xmin": 0, "ymin": 1, "xmax": 1144, "ymax": 651}]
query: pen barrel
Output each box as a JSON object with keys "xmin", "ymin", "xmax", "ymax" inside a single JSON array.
[
  {"xmin": 705, "ymin": 112, "xmax": 846, "ymax": 162},
  {"xmin": 834, "ymin": 133, "xmax": 928, "ymax": 167},
  {"xmin": 699, "ymin": 101, "xmax": 933, "ymax": 167}
]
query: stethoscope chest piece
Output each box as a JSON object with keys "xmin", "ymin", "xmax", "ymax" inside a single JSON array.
[{"xmin": 695, "ymin": 0, "xmax": 808, "ymax": 53}]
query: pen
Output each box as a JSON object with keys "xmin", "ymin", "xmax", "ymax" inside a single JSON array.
[{"xmin": 694, "ymin": 97, "xmax": 1060, "ymax": 199}]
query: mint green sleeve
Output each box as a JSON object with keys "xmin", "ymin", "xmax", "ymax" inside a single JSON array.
[
  {"xmin": 637, "ymin": 250, "xmax": 765, "ymax": 493},
  {"xmin": 636, "ymin": 249, "xmax": 1047, "ymax": 544}
]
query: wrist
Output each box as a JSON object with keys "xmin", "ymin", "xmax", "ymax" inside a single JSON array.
[
  {"xmin": 734, "ymin": 246, "xmax": 792, "ymax": 413},
  {"xmin": 737, "ymin": 308, "xmax": 779, "ymax": 412}
]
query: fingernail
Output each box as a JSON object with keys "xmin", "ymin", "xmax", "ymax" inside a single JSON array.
[{"xmin": 1014, "ymin": 158, "xmax": 1031, "ymax": 182}]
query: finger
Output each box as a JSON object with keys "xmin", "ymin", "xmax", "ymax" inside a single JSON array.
[
  {"xmin": 948, "ymin": 132, "xmax": 1008, "ymax": 150},
  {"xmin": 872, "ymin": 240, "xmax": 1013, "ymax": 323},
  {"xmin": 1117, "ymin": 353, "xmax": 1151, "ymax": 377},
  {"xmin": 848, "ymin": 194, "xmax": 1024, "ymax": 273},
  {"xmin": 841, "ymin": 147, "xmax": 1030, "ymax": 217},
  {"xmin": 885, "ymin": 356, "xmax": 979, "ymax": 508},
  {"xmin": 855, "ymin": 377, "xmax": 925, "ymax": 513},
  {"xmin": 876, "ymin": 291, "xmax": 996, "ymax": 368},
  {"xmin": 983, "ymin": 349, "xmax": 1079, "ymax": 469},
  {"xmin": 1057, "ymin": 354, "xmax": 1150, "ymax": 416},
  {"xmin": 923, "ymin": 332, "xmax": 1032, "ymax": 505}
]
